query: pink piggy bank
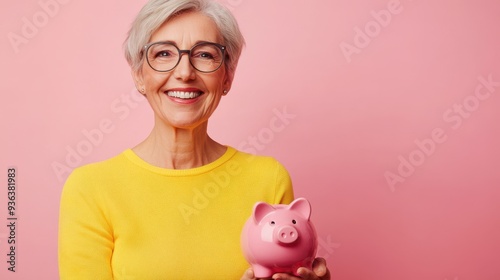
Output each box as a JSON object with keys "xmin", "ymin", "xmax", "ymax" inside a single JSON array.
[{"xmin": 240, "ymin": 198, "xmax": 318, "ymax": 278}]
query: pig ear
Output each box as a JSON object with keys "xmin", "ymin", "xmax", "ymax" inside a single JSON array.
[
  {"xmin": 253, "ymin": 202, "xmax": 275, "ymax": 224},
  {"xmin": 288, "ymin": 198, "xmax": 311, "ymax": 220}
]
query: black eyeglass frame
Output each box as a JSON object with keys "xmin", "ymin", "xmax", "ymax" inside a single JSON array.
[{"xmin": 143, "ymin": 41, "xmax": 227, "ymax": 73}]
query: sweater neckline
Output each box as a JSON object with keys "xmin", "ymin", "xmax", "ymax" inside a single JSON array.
[{"xmin": 122, "ymin": 146, "xmax": 237, "ymax": 176}]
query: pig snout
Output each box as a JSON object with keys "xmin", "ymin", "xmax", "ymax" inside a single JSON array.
[{"xmin": 275, "ymin": 225, "xmax": 298, "ymax": 244}]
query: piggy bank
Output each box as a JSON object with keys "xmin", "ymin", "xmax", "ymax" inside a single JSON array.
[{"xmin": 240, "ymin": 198, "xmax": 318, "ymax": 278}]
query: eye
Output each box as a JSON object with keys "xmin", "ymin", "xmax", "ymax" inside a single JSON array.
[
  {"xmin": 194, "ymin": 51, "xmax": 216, "ymax": 60},
  {"xmin": 155, "ymin": 51, "xmax": 173, "ymax": 58},
  {"xmin": 191, "ymin": 44, "xmax": 221, "ymax": 61},
  {"xmin": 270, "ymin": 221, "xmax": 275, "ymax": 225},
  {"xmin": 292, "ymin": 220, "xmax": 297, "ymax": 224},
  {"xmin": 202, "ymin": 52, "xmax": 214, "ymax": 59}
]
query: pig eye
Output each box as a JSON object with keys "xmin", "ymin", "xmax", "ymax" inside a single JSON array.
[
  {"xmin": 292, "ymin": 219, "xmax": 297, "ymax": 224},
  {"xmin": 270, "ymin": 221, "xmax": 275, "ymax": 225}
]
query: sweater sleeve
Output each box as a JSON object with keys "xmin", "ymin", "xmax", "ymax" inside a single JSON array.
[
  {"xmin": 58, "ymin": 168, "xmax": 114, "ymax": 280},
  {"xmin": 274, "ymin": 160, "xmax": 295, "ymax": 205}
]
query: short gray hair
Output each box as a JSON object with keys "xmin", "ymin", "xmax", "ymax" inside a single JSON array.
[{"xmin": 123, "ymin": 0, "xmax": 245, "ymax": 82}]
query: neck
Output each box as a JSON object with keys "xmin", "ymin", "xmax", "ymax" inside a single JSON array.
[{"xmin": 132, "ymin": 120, "xmax": 226, "ymax": 169}]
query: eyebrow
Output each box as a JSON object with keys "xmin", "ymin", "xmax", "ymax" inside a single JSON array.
[{"xmin": 147, "ymin": 40, "xmax": 221, "ymax": 48}]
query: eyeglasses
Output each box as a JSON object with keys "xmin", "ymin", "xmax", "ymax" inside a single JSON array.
[{"xmin": 143, "ymin": 41, "xmax": 226, "ymax": 73}]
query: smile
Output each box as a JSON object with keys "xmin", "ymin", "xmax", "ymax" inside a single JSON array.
[{"xmin": 166, "ymin": 91, "xmax": 203, "ymax": 99}]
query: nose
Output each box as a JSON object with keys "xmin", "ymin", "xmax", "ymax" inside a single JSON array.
[
  {"xmin": 173, "ymin": 53, "xmax": 195, "ymax": 81},
  {"xmin": 275, "ymin": 225, "xmax": 298, "ymax": 244}
]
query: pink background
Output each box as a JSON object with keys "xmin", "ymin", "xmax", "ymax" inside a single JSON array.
[{"xmin": 1, "ymin": 0, "xmax": 500, "ymax": 279}]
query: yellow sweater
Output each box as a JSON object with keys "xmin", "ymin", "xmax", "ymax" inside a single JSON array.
[{"xmin": 58, "ymin": 147, "xmax": 294, "ymax": 279}]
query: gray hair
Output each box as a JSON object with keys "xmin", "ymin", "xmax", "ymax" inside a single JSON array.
[{"xmin": 123, "ymin": 0, "xmax": 245, "ymax": 82}]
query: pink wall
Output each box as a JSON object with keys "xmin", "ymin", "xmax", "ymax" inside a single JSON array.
[{"xmin": 1, "ymin": 0, "xmax": 500, "ymax": 279}]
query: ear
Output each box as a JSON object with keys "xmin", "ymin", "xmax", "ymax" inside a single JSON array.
[
  {"xmin": 222, "ymin": 71, "xmax": 233, "ymax": 94},
  {"xmin": 252, "ymin": 202, "xmax": 275, "ymax": 224},
  {"xmin": 131, "ymin": 69, "xmax": 145, "ymax": 94},
  {"xmin": 288, "ymin": 198, "xmax": 312, "ymax": 220}
]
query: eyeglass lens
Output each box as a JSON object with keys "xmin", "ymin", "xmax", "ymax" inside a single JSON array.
[{"xmin": 147, "ymin": 43, "xmax": 224, "ymax": 72}]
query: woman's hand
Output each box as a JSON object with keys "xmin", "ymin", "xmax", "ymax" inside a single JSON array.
[
  {"xmin": 240, "ymin": 258, "xmax": 330, "ymax": 280},
  {"xmin": 240, "ymin": 268, "xmax": 258, "ymax": 280}
]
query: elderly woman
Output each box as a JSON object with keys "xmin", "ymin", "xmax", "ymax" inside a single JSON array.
[{"xmin": 58, "ymin": 0, "xmax": 330, "ymax": 279}]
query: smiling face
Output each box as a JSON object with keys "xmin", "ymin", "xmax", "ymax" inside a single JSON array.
[{"xmin": 133, "ymin": 11, "xmax": 231, "ymax": 130}]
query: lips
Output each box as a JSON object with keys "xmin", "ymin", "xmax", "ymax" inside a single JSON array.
[{"xmin": 166, "ymin": 90, "xmax": 203, "ymax": 99}]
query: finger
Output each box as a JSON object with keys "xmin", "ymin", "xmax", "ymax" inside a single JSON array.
[
  {"xmin": 241, "ymin": 268, "xmax": 256, "ymax": 280},
  {"xmin": 312, "ymin": 258, "xmax": 327, "ymax": 277},
  {"xmin": 297, "ymin": 267, "xmax": 320, "ymax": 280},
  {"xmin": 271, "ymin": 272, "xmax": 301, "ymax": 280},
  {"xmin": 272, "ymin": 268, "xmax": 316, "ymax": 280}
]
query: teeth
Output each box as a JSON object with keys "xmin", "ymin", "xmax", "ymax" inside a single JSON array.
[{"xmin": 167, "ymin": 91, "xmax": 201, "ymax": 99}]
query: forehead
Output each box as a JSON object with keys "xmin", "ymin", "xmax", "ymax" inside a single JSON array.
[{"xmin": 150, "ymin": 11, "xmax": 222, "ymax": 45}]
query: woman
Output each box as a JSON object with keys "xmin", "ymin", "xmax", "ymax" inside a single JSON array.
[{"xmin": 58, "ymin": 0, "xmax": 330, "ymax": 279}]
